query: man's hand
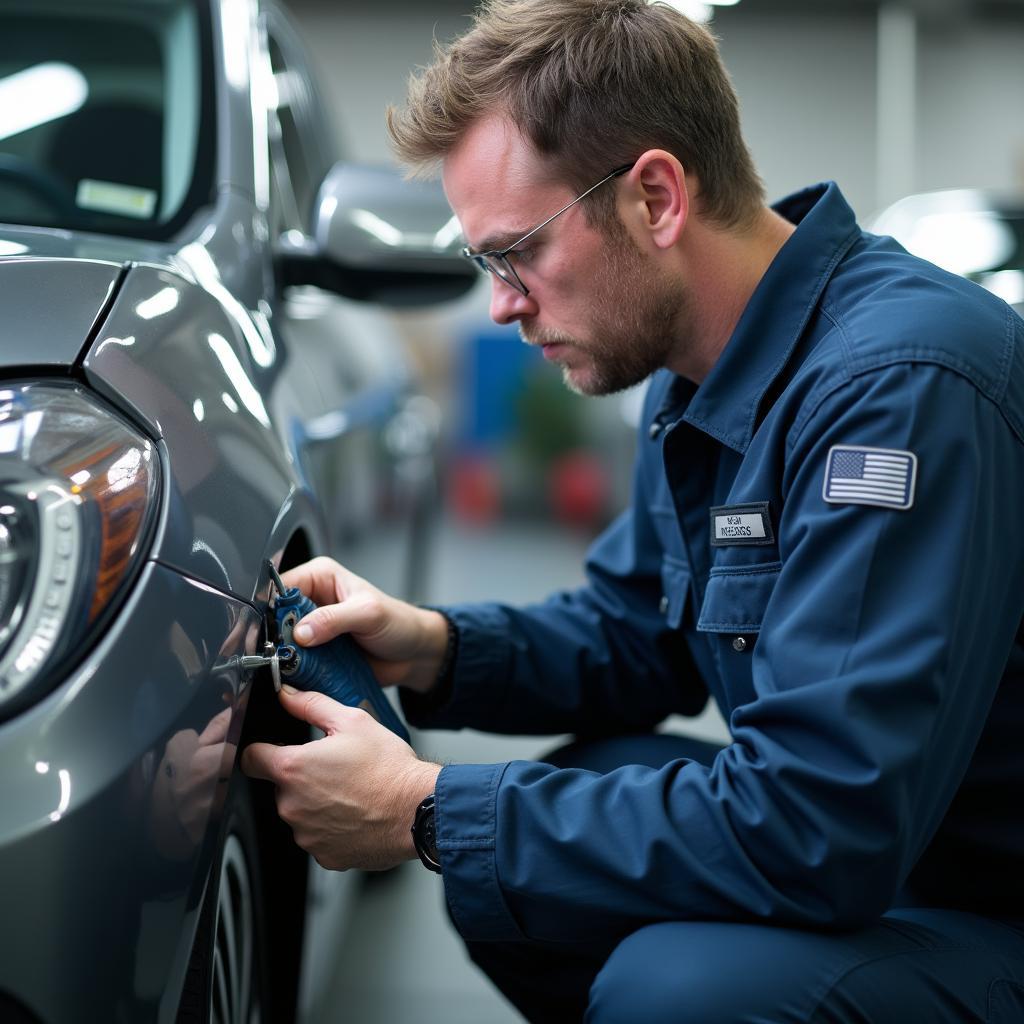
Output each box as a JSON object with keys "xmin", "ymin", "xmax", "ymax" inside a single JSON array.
[
  {"xmin": 281, "ymin": 556, "xmax": 449, "ymax": 695},
  {"xmin": 241, "ymin": 686, "xmax": 441, "ymax": 871}
]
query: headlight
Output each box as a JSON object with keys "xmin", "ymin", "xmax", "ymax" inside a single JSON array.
[{"xmin": 0, "ymin": 382, "xmax": 159, "ymax": 715}]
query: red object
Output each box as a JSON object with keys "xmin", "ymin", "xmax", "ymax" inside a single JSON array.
[
  {"xmin": 449, "ymin": 453, "xmax": 501, "ymax": 524},
  {"xmin": 549, "ymin": 450, "xmax": 609, "ymax": 527}
]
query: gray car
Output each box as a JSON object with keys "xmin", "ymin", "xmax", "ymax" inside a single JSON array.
[{"xmin": 0, "ymin": 1, "xmax": 471, "ymax": 1021}]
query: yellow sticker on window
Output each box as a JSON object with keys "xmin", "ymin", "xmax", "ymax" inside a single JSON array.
[{"xmin": 76, "ymin": 179, "xmax": 157, "ymax": 219}]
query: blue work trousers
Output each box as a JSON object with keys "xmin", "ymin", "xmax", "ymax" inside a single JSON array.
[{"xmin": 460, "ymin": 734, "xmax": 1024, "ymax": 1024}]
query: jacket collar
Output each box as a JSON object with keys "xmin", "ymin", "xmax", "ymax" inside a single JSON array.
[{"xmin": 657, "ymin": 181, "xmax": 861, "ymax": 452}]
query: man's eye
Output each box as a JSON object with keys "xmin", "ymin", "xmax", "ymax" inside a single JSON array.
[{"xmin": 507, "ymin": 245, "xmax": 535, "ymax": 264}]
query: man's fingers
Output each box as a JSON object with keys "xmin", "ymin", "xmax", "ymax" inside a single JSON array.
[
  {"xmin": 278, "ymin": 557, "xmax": 329, "ymax": 595},
  {"xmin": 277, "ymin": 686, "xmax": 355, "ymax": 733},
  {"xmin": 240, "ymin": 741, "xmax": 283, "ymax": 782},
  {"xmin": 279, "ymin": 557, "xmax": 355, "ymax": 609},
  {"xmin": 291, "ymin": 594, "xmax": 383, "ymax": 648}
]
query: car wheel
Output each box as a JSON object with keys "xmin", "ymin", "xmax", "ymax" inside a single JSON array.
[{"xmin": 177, "ymin": 777, "xmax": 270, "ymax": 1024}]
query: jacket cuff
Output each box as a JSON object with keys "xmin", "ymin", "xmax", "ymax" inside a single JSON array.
[{"xmin": 435, "ymin": 761, "xmax": 523, "ymax": 942}]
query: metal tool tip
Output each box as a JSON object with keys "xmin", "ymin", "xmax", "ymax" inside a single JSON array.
[{"xmin": 267, "ymin": 560, "xmax": 286, "ymax": 596}]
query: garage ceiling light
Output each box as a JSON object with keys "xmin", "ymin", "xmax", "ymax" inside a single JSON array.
[
  {"xmin": 659, "ymin": 0, "xmax": 741, "ymax": 21},
  {"xmin": 658, "ymin": 1, "xmax": 712, "ymax": 21},
  {"xmin": 657, "ymin": 0, "xmax": 740, "ymax": 21}
]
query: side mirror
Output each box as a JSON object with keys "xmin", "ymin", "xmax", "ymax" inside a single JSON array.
[{"xmin": 276, "ymin": 162, "xmax": 477, "ymax": 307}]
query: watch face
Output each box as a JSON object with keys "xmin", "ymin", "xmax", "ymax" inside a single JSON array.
[{"xmin": 413, "ymin": 796, "xmax": 441, "ymax": 872}]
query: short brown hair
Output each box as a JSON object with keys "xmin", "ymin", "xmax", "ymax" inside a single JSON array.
[{"xmin": 387, "ymin": 0, "xmax": 765, "ymax": 229}]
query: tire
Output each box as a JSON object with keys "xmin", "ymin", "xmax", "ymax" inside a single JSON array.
[{"xmin": 177, "ymin": 775, "xmax": 270, "ymax": 1024}]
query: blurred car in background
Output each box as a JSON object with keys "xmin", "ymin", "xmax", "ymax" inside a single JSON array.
[
  {"xmin": 0, "ymin": 0, "xmax": 472, "ymax": 1021},
  {"xmin": 870, "ymin": 188, "xmax": 1024, "ymax": 316}
]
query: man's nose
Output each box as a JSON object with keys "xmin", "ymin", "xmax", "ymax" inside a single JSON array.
[{"xmin": 488, "ymin": 275, "xmax": 537, "ymax": 325}]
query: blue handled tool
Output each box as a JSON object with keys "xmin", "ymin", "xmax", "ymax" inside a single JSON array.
[{"xmin": 265, "ymin": 562, "xmax": 410, "ymax": 743}]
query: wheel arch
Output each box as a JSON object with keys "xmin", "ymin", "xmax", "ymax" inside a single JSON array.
[{"xmin": 237, "ymin": 527, "xmax": 317, "ymax": 1021}]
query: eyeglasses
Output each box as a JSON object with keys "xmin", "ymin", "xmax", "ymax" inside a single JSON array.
[{"xmin": 461, "ymin": 164, "xmax": 634, "ymax": 296}]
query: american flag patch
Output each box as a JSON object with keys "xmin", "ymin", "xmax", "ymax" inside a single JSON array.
[{"xmin": 823, "ymin": 445, "xmax": 917, "ymax": 510}]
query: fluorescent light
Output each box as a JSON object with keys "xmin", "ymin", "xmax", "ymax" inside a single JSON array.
[
  {"xmin": 0, "ymin": 62, "xmax": 88, "ymax": 142},
  {"xmin": 208, "ymin": 334, "xmax": 270, "ymax": 428},
  {"xmin": 350, "ymin": 208, "xmax": 404, "ymax": 247},
  {"xmin": 657, "ymin": 1, "xmax": 713, "ymax": 22},
  {"xmin": 135, "ymin": 287, "xmax": 180, "ymax": 321},
  {"xmin": 657, "ymin": 0, "xmax": 739, "ymax": 18}
]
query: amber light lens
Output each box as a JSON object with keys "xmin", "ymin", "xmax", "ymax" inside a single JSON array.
[
  {"xmin": 0, "ymin": 382, "xmax": 159, "ymax": 714},
  {"xmin": 54, "ymin": 438, "xmax": 155, "ymax": 623}
]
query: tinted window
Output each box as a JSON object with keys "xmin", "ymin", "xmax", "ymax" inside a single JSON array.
[{"xmin": 0, "ymin": 0, "xmax": 214, "ymax": 240}]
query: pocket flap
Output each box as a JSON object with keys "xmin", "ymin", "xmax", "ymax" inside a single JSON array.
[{"xmin": 697, "ymin": 564, "xmax": 780, "ymax": 633}]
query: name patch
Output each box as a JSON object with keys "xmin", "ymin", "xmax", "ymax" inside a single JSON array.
[
  {"xmin": 709, "ymin": 502, "xmax": 775, "ymax": 547},
  {"xmin": 823, "ymin": 445, "xmax": 917, "ymax": 510}
]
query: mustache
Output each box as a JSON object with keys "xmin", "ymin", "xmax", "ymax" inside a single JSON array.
[{"xmin": 519, "ymin": 323, "xmax": 578, "ymax": 347}]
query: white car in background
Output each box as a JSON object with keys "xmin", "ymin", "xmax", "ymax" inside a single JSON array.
[{"xmin": 870, "ymin": 188, "xmax": 1024, "ymax": 315}]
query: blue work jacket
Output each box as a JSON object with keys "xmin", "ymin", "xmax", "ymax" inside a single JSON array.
[{"xmin": 405, "ymin": 182, "xmax": 1024, "ymax": 945}]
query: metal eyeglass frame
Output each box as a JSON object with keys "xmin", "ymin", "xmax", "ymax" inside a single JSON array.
[{"xmin": 461, "ymin": 163, "xmax": 634, "ymax": 296}]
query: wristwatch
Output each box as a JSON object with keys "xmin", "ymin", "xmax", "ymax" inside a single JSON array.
[{"xmin": 411, "ymin": 794, "xmax": 441, "ymax": 873}]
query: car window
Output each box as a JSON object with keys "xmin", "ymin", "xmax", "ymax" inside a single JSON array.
[
  {"xmin": 264, "ymin": 11, "xmax": 338, "ymax": 236},
  {"xmin": 0, "ymin": 0, "xmax": 214, "ymax": 240},
  {"xmin": 268, "ymin": 36, "xmax": 313, "ymax": 232}
]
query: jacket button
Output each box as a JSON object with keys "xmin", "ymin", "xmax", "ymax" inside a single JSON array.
[
  {"xmin": 648, "ymin": 421, "xmax": 663, "ymax": 440},
  {"xmin": 659, "ymin": 595, "xmax": 669, "ymax": 615},
  {"xmin": 732, "ymin": 636, "xmax": 748, "ymax": 652}
]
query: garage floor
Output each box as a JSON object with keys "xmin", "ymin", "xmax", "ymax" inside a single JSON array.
[{"xmin": 310, "ymin": 515, "xmax": 729, "ymax": 1024}]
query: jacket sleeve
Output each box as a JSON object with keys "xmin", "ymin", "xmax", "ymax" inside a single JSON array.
[
  {"xmin": 434, "ymin": 362, "xmax": 1024, "ymax": 944},
  {"xmin": 401, "ymin": 382, "xmax": 707, "ymax": 737}
]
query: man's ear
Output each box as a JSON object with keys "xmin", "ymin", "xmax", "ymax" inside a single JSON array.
[{"xmin": 625, "ymin": 150, "xmax": 688, "ymax": 250}]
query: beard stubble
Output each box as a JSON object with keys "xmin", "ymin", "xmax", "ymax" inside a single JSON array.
[{"xmin": 520, "ymin": 223, "xmax": 683, "ymax": 396}]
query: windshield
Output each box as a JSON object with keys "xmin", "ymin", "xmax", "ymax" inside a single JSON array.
[{"xmin": 0, "ymin": 0, "xmax": 214, "ymax": 241}]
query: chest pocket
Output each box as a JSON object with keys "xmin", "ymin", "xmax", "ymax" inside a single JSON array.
[{"xmin": 696, "ymin": 562, "xmax": 781, "ymax": 709}]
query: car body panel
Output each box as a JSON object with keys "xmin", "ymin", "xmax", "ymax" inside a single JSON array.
[
  {"xmin": 83, "ymin": 260, "xmax": 303, "ymax": 603},
  {"xmin": 0, "ymin": 559, "xmax": 261, "ymax": 1022},
  {"xmin": 0, "ymin": 0, "xmax": 460, "ymax": 1019},
  {"xmin": 0, "ymin": 223, "xmax": 175, "ymax": 268},
  {"xmin": 0, "ymin": 257, "xmax": 122, "ymax": 368}
]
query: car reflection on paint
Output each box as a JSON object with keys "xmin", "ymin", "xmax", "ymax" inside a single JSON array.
[{"xmin": 0, "ymin": 1, "xmax": 473, "ymax": 1022}]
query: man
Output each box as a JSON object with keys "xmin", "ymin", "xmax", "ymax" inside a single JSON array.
[{"xmin": 242, "ymin": 1, "xmax": 1024, "ymax": 1020}]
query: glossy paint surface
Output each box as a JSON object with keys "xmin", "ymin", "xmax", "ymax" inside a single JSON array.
[
  {"xmin": 0, "ymin": 0, "xmax": 452, "ymax": 1019},
  {"xmin": 84, "ymin": 260, "xmax": 302, "ymax": 603},
  {"xmin": 0, "ymin": 561, "xmax": 261, "ymax": 1021},
  {"xmin": 0, "ymin": 256, "xmax": 122, "ymax": 367}
]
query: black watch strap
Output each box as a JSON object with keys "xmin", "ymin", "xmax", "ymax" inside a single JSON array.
[{"xmin": 411, "ymin": 794, "xmax": 441, "ymax": 874}]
